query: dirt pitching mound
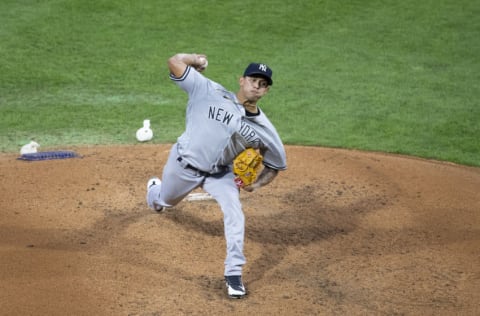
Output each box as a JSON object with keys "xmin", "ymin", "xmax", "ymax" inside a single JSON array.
[{"xmin": 1, "ymin": 145, "xmax": 479, "ymax": 315}]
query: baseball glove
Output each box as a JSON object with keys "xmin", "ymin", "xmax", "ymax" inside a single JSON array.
[{"xmin": 233, "ymin": 148, "xmax": 263, "ymax": 188}]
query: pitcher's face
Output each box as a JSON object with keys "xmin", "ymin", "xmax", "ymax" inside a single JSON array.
[{"xmin": 239, "ymin": 76, "xmax": 270, "ymax": 103}]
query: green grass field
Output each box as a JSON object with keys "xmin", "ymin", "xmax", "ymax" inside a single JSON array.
[{"xmin": 1, "ymin": 0, "xmax": 479, "ymax": 166}]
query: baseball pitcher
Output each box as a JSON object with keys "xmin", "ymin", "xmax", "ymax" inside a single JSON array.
[{"xmin": 146, "ymin": 53, "xmax": 287, "ymax": 298}]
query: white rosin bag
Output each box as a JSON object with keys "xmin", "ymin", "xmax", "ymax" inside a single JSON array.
[{"xmin": 136, "ymin": 119, "xmax": 153, "ymax": 142}]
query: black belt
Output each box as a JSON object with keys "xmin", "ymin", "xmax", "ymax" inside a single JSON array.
[{"xmin": 177, "ymin": 157, "xmax": 212, "ymax": 177}]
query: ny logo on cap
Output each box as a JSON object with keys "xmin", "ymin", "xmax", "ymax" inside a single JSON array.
[{"xmin": 259, "ymin": 64, "xmax": 267, "ymax": 72}]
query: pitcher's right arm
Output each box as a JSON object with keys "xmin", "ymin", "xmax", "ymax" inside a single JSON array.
[{"xmin": 168, "ymin": 53, "xmax": 207, "ymax": 78}]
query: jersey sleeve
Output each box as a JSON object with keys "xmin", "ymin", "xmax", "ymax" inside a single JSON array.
[
  {"xmin": 169, "ymin": 66, "xmax": 206, "ymax": 96},
  {"xmin": 169, "ymin": 66, "xmax": 227, "ymax": 103}
]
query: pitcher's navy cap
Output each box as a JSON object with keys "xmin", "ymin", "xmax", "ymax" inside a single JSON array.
[{"xmin": 243, "ymin": 63, "xmax": 273, "ymax": 86}]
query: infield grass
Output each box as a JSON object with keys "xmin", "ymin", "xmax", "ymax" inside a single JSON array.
[{"xmin": 1, "ymin": 0, "xmax": 479, "ymax": 166}]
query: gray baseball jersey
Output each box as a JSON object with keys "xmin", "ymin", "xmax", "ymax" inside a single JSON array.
[{"xmin": 171, "ymin": 66, "xmax": 287, "ymax": 172}]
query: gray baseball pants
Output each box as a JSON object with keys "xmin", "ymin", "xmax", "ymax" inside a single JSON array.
[{"xmin": 146, "ymin": 144, "xmax": 245, "ymax": 276}]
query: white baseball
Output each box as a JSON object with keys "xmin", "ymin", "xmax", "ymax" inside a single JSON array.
[{"xmin": 198, "ymin": 57, "xmax": 208, "ymax": 68}]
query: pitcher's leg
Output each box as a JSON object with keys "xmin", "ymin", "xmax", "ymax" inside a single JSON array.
[
  {"xmin": 204, "ymin": 173, "xmax": 245, "ymax": 276},
  {"xmin": 147, "ymin": 144, "xmax": 203, "ymax": 208}
]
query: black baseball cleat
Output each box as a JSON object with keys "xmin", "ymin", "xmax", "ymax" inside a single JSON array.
[{"xmin": 225, "ymin": 275, "xmax": 247, "ymax": 299}]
